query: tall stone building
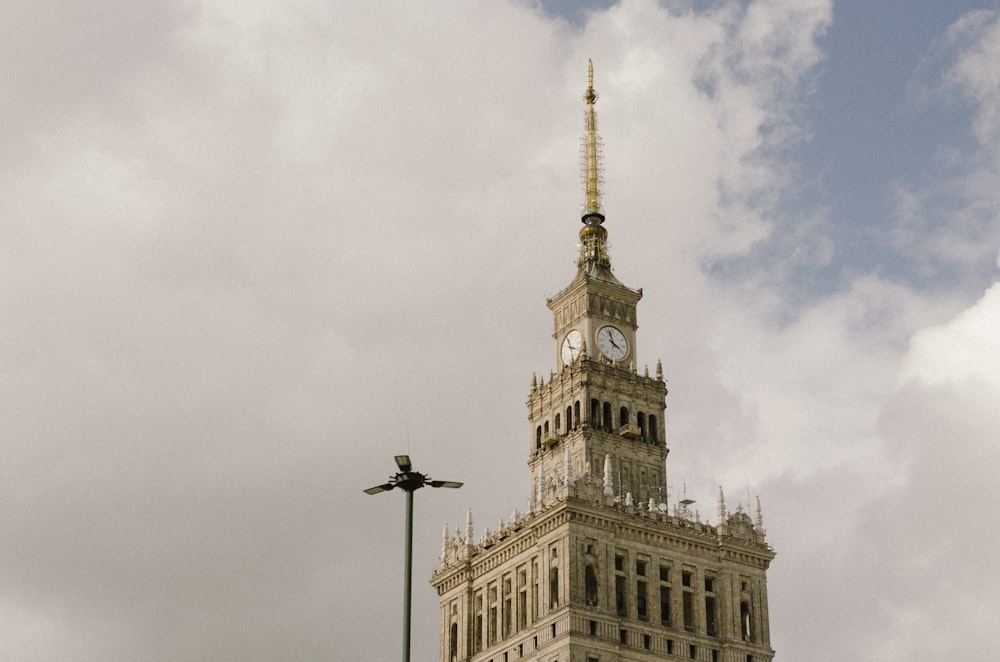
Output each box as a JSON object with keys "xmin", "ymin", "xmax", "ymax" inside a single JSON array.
[{"xmin": 431, "ymin": 62, "xmax": 775, "ymax": 662}]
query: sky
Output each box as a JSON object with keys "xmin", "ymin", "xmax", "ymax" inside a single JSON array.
[{"xmin": 2, "ymin": 0, "xmax": 999, "ymax": 660}]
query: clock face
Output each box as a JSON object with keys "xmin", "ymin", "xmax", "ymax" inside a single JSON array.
[
  {"xmin": 561, "ymin": 329, "xmax": 583, "ymax": 364},
  {"xmin": 596, "ymin": 326, "xmax": 628, "ymax": 360}
]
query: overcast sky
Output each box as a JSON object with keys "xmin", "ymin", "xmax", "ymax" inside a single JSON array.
[{"xmin": 2, "ymin": 0, "xmax": 999, "ymax": 660}]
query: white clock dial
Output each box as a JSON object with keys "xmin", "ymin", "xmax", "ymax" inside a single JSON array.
[
  {"xmin": 561, "ymin": 329, "xmax": 583, "ymax": 364},
  {"xmin": 596, "ymin": 326, "xmax": 628, "ymax": 360}
]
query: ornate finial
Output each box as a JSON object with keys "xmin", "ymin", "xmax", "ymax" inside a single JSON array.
[
  {"xmin": 537, "ymin": 464, "xmax": 546, "ymax": 508},
  {"xmin": 585, "ymin": 60, "xmax": 598, "ymax": 105},
  {"xmin": 465, "ymin": 508, "xmax": 474, "ymax": 545},
  {"xmin": 754, "ymin": 495, "xmax": 764, "ymax": 531},
  {"xmin": 440, "ymin": 522, "xmax": 449, "ymax": 560},
  {"xmin": 603, "ymin": 454, "xmax": 614, "ymax": 496},
  {"xmin": 656, "ymin": 359, "xmax": 663, "ymax": 381},
  {"xmin": 717, "ymin": 486, "xmax": 726, "ymax": 525}
]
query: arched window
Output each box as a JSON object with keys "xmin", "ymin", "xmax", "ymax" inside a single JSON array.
[
  {"xmin": 649, "ymin": 415, "xmax": 658, "ymax": 444},
  {"xmin": 637, "ymin": 412, "xmax": 646, "ymax": 441},
  {"xmin": 535, "ymin": 426, "xmax": 542, "ymax": 450},
  {"xmin": 620, "ymin": 406, "xmax": 629, "ymax": 428},
  {"xmin": 574, "ymin": 401, "xmax": 581, "ymax": 428},
  {"xmin": 544, "ymin": 421, "xmax": 549, "ymax": 434},
  {"xmin": 550, "ymin": 567, "xmax": 559, "ymax": 609},
  {"xmin": 585, "ymin": 565, "xmax": 598, "ymax": 606},
  {"xmin": 741, "ymin": 601, "xmax": 753, "ymax": 641},
  {"xmin": 554, "ymin": 413, "xmax": 561, "ymax": 433},
  {"xmin": 591, "ymin": 399, "xmax": 600, "ymax": 427},
  {"xmin": 450, "ymin": 622, "xmax": 458, "ymax": 659},
  {"xmin": 566, "ymin": 406, "xmax": 573, "ymax": 431},
  {"xmin": 603, "ymin": 402, "xmax": 612, "ymax": 432}
]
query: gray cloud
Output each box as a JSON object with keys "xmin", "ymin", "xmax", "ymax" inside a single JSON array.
[{"xmin": 1, "ymin": 1, "xmax": 997, "ymax": 661}]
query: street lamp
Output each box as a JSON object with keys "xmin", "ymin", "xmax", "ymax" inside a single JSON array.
[{"xmin": 364, "ymin": 455, "xmax": 462, "ymax": 662}]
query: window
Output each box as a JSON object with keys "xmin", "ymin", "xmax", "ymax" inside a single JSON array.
[
  {"xmin": 519, "ymin": 588, "xmax": 527, "ymax": 630},
  {"xmin": 615, "ymin": 575, "xmax": 626, "ymax": 616},
  {"xmin": 690, "ymin": 644, "xmax": 697, "ymax": 659},
  {"xmin": 619, "ymin": 406, "xmax": 629, "ymax": 427},
  {"xmin": 705, "ymin": 575, "xmax": 717, "ymax": 637},
  {"xmin": 554, "ymin": 413, "xmax": 561, "ymax": 433},
  {"xmin": 474, "ymin": 593, "xmax": 483, "ymax": 653},
  {"xmin": 705, "ymin": 596, "xmax": 717, "ymax": 636},
  {"xmin": 636, "ymin": 560, "xmax": 646, "ymax": 576},
  {"xmin": 589, "ymin": 620, "xmax": 597, "ymax": 636},
  {"xmin": 637, "ymin": 581, "xmax": 647, "ymax": 620},
  {"xmin": 489, "ymin": 585, "xmax": 498, "ymax": 646},
  {"xmin": 660, "ymin": 586, "xmax": 671, "ymax": 625},
  {"xmin": 682, "ymin": 571, "xmax": 692, "ymax": 587},
  {"xmin": 619, "ymin": 629, "xmax": 627, "ymax": 644},
  {"xmin": 667, "ymin": 640, "xmax": 674, "ymax": 654},
  {"xmin": 566, "ymin": 406, "xmax": 573, "ymax": 431},
  {"xmin": 615, "ymin": 555, "xmax": 624, "ymax": 572},
  {"xmin": 682, "ymin": 591, "xmax": 694, "ymax": 632},
  {"xmin": 450, "ymin": 623, "xmax": 458, "ymax": 660},
  {"xmin": 659, "ymin": 565, "xmax": 670, "ymax": 582},
  {"xmin": 533, "ymin": 563, "xmax": 539, "ymax": 621},
  {"xmin": 741, "ymin": 601, "xmax": 753, "ymax": 641},
  {"xmin": 591, "ymin": 399, "xmax": 600, "ymax": 427},
  {"xmin": 603, "ymin": 402, "xmax": 612, "ymax": 432},
  {"xmin": 574, "ymin": 401, "xmax": 581, "ymax": 428},
  {"xmin": 643, "ymin": 634, "xmax": 651, "ymax": 650},
  {"xmin": 504, "ymin": 578, "xmax": 512, "ymax": 638},
  {"xmin": 637, "ymin": 412, "xmax": 646, "ymax": 440},
  {"xmin": 712, "ymin": 650, "xmax": 719, "ymax": 662},
  {"xmin": 649, "ymin": 415, "xmax": 658, "ymax": 443},
  {"xmin": 550, "ymin": 567, "xmax": 559, "ymax": 609},
  {"xmin": 585, "ymin": 565, "xmax": 598, "ymax": 605}
]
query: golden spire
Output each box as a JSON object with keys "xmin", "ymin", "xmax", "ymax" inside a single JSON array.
[
  {"xmin": 578, "ymin": 60, "xmax": 610, "ymax": 271},
  {"xmin": 583, "ymin": 59, "xmax": 602, "ymax": 215}
]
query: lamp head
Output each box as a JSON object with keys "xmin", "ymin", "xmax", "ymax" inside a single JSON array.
[{"xmin": 394, "ymin": 455, "xmax": 412, "ymax": 472}]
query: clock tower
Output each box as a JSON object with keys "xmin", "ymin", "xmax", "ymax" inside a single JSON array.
[{"xmin": 432, "ymin": 62, "xmax": 776, "ymax": 662}]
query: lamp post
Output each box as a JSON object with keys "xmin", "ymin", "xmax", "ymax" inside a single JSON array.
[{"xmin": 364, "ymin": 455, "xmax": 462, "ymax": 662}]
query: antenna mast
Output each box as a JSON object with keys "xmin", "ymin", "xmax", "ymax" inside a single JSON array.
[
  {"xmin": 583, "ymin": 59, "xmax": 602, "ymax": 215},
  {"xmin": 578, "ymin": 60, "xmax": 610, "ymax": 269}
]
